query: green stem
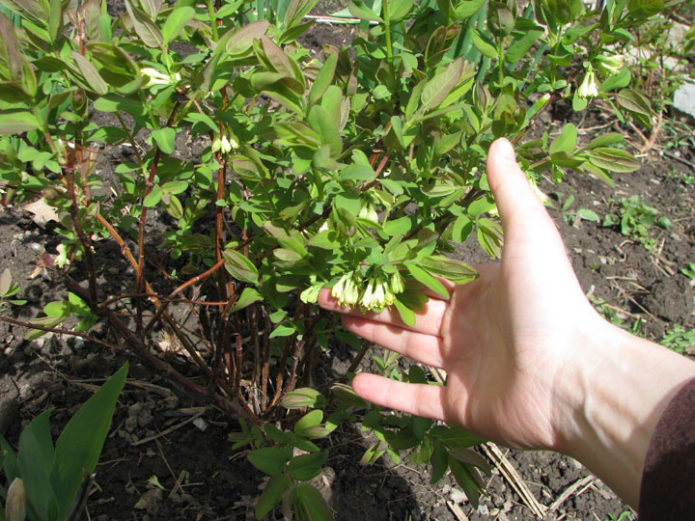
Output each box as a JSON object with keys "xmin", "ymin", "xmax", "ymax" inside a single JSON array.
[
  {"xmin": 383, "ymin": 0, "xmax": 393, "ymax": 64},
  {"xmin": 206, "ymin": 0, "xmax": 219, "ymax": 40},
  {"xmin": 498, "ymin": 38, "xmax": 505, "ymax": 87}
]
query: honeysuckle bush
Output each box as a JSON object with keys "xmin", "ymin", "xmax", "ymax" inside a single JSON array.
[{"xmin": 0, "ymin": 0, "xmax": 665, "ymax": 516}]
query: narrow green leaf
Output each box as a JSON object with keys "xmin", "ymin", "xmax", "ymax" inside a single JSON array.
[
  {"xmin": 162, "ymin": 6, "xmax": 195, "ymax": 46},
  {"xmin": 17, "ymin": 409, "xmax": 56, "ymax": 521},
  {"xmin": 616, "ymin": 88, "xmax": 653, "ymax": 118},
  {"xmin": 448, "ymin": 456, "xmax": 482, "ymax": 508},
  {"xmin": 0, "ymin": 13, "xmax": 23, "ymax": 81},
  {"xmin": 222, "ymin": 20, "xmax": 269, "ymax": 55},
  {"xmin": 309, "ymin": 52, "xmax": 337, "ymax": 105},
  {"xmin": 52, "ymin": 364, "xmax": 128, "ymax": 519},
  {"xmin": 394, "ymin": 298, "xmax": 416, "ymax": 326},
  {"xmin": 404, "ymin": 263, "xmax": 449, "ymax": 299},
  {"xmin": 453, "ymin": 0, "xmax": 486, "ymax": 18},
  {"xmin": 419, "ymin": 255, "xmax": 477, "ymax": 284},
  {"xmin": 47, "ymin": 0, "xmax": 62, "ymax": 43},
  {"xmin": 588, "ymin": 147, "xmax": 640, "ymax": 173}
]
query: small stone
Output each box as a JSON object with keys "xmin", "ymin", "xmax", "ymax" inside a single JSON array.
[{"xmin": 674, "ymin": 83, "xmax": 695, "ymax": 121}]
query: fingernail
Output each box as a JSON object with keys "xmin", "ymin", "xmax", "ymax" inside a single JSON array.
[{"xmin": 495, "ymin": 138, "xmax": 515, "ymax": 160}]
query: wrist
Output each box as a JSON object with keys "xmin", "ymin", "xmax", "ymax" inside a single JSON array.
[{"xmin": 552, "ymin": 317, "xmax": 695, "ymax": 507}]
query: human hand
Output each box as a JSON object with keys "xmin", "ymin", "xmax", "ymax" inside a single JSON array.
[{"xmin": 318, "ymin": 138, "xmax": 605, "ymax": 452}]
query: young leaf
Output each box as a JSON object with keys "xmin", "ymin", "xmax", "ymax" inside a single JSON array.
[
  {"xmin": 231, "ymin": 287, "xmax": 263, "ymax": 312},
  {"xmin": 549, "ymin": 123, "xmax": 577, "ymax": 156},
  {"xmin": 52, "ymin": 364, "xmax": 128, "ymax": 519},
  {"xmin": 162, "ymin": 6, "xmax": 195, "ymax": 46},
  {"xmin": 255, "ymin": 474, "xmax": 291, "ymax": 519},
  {"xmin": 288, "ymin": 451, "xmax": 328, "ymax": 481},
  {"xmin": 309, "ymin": 52, "xmax": 337, "ymax": 105},
  {"xmin": 420, "ymin": 58, "xmax": 464, "ymax": 112},
  {"xmin": 247, "ymin": 446, "xmax": 293, "ymax": 476},
  {"xmin": 470, "ymin": 29, "xmax": 497, "ymax": 59}
]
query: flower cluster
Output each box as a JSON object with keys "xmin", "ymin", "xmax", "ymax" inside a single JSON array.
[
  {"xmin": 595, "ymin": 54, "xmax": 624, "ymax": 77},
  {"xmin": 331, "ymin": 270, "xmax": 405, "ymax": 311}
]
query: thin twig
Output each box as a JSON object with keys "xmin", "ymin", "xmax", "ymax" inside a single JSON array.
[{"xmin": 132, "ymin": 409, "xmax": 206, "ymax": 446}]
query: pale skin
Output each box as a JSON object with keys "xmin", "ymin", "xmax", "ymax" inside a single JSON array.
[{"xmin": 318, "ymin": 138, "xmax": 695, "ymax": 508}]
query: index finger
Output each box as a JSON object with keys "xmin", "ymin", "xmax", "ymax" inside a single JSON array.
[{"xmin": 318, "ymin": 288, "xmax": 448, "ymax": 337}]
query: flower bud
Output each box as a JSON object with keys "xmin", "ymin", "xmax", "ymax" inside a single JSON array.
[
  {"xmin": 5, "ymin": 478, "xmax": 26, "ymax": 521},
  {"xmin": 595, "ymin": 54, "xmax": 624, "ymax": 76}
]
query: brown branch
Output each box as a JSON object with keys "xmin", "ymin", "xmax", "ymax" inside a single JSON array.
[{"xmin": 0, "ymin": 315, "xmax": 122, "ymax": 351}]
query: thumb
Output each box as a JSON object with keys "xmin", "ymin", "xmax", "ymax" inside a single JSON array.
[{"xmin": 486, "ymin": 138, "xmax": 557, "ymax": 243}]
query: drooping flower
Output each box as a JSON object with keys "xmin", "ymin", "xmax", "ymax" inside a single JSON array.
[
  {"xmin": 577, "ymin": 67, "xmax": 599, "ymax": 99},
  {"xmin": 141, "ymin": 67, "xmax": 181, "ymax": 87},
  {"xmin": 358, "ymin": 203, "xmax": 379, "ymax": 224},
  {"xmin": 332, "ymin": 272, "xmax": 359, "ymax": 308},
  {"xmin": 595, "ymin": 54, "xmax": 624, "ymax": 77}
]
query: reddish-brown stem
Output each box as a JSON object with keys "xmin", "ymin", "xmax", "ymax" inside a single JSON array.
[
  {"xmin": 170, "ymin": 258, "xmax": 226, "ymax": 298},
  {"xmin": 65, "ymin": 167, "xmax": 98, "ymax": 305}
]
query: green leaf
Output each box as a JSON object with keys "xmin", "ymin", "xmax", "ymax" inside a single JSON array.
[
  {"xmin": 143, "ymin": 185, "xmax": 162, "ymax": 207},
  {"xmin": 348, "ymin": 1, "xmax": 382, "ymax": 21},
  {"xmin": 448, "ymin": 456, "xmax": 482, "ymax": 508},
  {"xmin": 420, "ymin": 58, "xmax": 464, "ymax": 112},
  {"xmin": 52, "ymin": 364, "xmax": 128, "ymax": 519},
  {"xmin": 506, "ymin": 28, "xmax": 543, "ymax": 64},
  {"xmin": 0, "ymin": 111, "xmax": 40, "ymax": 134},
  {"xmin": 549, "ymin": 123, "xmax": 577, "ymax": 155},
  {"xmin": 223, "ymin": 249, "xmax": 259, "ymax": 284},
  {"xmin": 289, "ymin": 451, "xmax": 328, "ymax": 481},
  {"xmin": 576, "ymin": 208, "xmax": 599, "ymax": 222},
  {"xmin": 255, "ymin": 474, "xmax": 291, "ymax": 519},
  {"xmin": 599, "ymin": 68, "xmax": 630, "ymax": 92},
  {"xmin": 231, "ymin": 287, "xmax": 263, "ymax": 312},
  {"xmin": 419, "ymin": 255, "xmax": 477, "ymax": 284},
  {"xmin": 389, "ymin": 0, "xmax": 414, "ymax": 20},
  {"xmin": 270, "ymin": 323, "xmax": 296, "ymax": 338},
  {"xmin": 162, "ymin": 6, "xmax": 195, "ymax": 46},
  {"xmin": 429, "ymin": 441, "xmax": 448, "ymax": 484},
  {"xmin": 151, "ymin": 127, "xmax": 176, "ymax": 154},
  {"xmin": 295, "ymin": 409, "xmax": 322, "ymax": 430},
  {"xmin": 17, "ymin": 409, "xmax": 56, "ymax": 521},
  {"xmin": 48, "ymin": 0, "xmax": 63, "ymax": 43},
  {"xmin": 616, "ymin": 88, "xmax": 653, "ymax": 119},
  {"xmin": 584, "ymin": 133, "xmax": 623, "ymax": 150},
  {"xmin": 470, "ymin": 29, "xmax": 497, "ymax": 59},
  {"xmin": 588, "ymin": 148, "xmax": 640, "ymax": 173},
  {"xmin": 247, "ymin": 447, "xmax": 293, "ymax": 476},
  {"xmin": 394, "ymin": 298, "xmax": 416, "ymax": 326},
  {"xmin": 309, "ymin": 52, "xmax": 337, "ymax": 105},
  {"xmin": 382, "ymin": 216, "xmax": 412, "ymax": 236},
  {"xmin": 454, "ymin": 0, "xmax": 486, "ymax": 18},
  {"xmin": 222, "ymin": 20, "xmax": 270, "ymax": 55},
  {"xmin": 476, "ymin": 218, "xmax": 503, "ymax": 258},
  {"xmin": 125, "ymin": 0, "xmax": 163, "ymax": 48},
  {"xmin": 281, "ymin": 388, "xmax": 325, "ymax": 410},
  {"xmin": 292, "ymin": 484, "xmax": 334, "ymax": 521},
  {"xmin": 339, "ymin": 164, "xmax": 375, "ymax": 182},
  {"xmin": 404, "ymin": 263, "xmax": 449, "ymax": 299},
  {"xmin": 308, "ymin": 105, "xmax": 341, "ymax": 158}
]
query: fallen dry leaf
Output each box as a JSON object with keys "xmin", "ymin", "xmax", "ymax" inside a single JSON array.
[{"xmin": 22, "ymin": 197, "xmax": 59, "ymax": 227}]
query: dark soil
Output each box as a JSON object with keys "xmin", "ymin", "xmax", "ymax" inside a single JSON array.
[{"xmin": 1, "ymin": 9, "xmax": 695, "ymax": 521}]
